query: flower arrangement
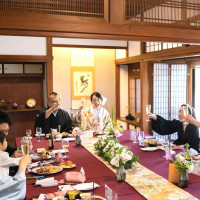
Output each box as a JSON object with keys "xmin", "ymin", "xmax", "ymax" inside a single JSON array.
[
  {"xmin": 106, "ymin": 121, "xmax": 123, "ymax": 138},
  {"xmin": 173, "ymin": 144, "xmax": 193, "ymax": 174},
  {"xmin": 72, "ymin": 127, "xmax": 83, "ymax": 135},
  {"xmin": 94, "ymin": 136, "xmax": 139, "ymax": 169}
]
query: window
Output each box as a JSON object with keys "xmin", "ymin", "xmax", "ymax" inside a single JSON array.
[{"xmin": 153, "ymin": 63, "xmax": 187, "ymax": 140}]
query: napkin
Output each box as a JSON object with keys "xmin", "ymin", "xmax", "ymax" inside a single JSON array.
[
  {"xmin": 190, "ymin": 148, "xmax": 199, "ymax": 156},
  {"xmin": 36, "ymin": 177, "xmax": 58, "ymax": 187},
  {"xmin": 168, "ymin": 163, "xmax": 179, "ymax": 183},
  {"xmin": 73, "ymin": 182, "xmax": 100, "ymax": 191},
  {"xmin": 28, "ymin": 161, "xmax": 40, "ymax": 168}
]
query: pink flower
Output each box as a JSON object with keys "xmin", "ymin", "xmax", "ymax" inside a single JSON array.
[
  {"xmin": 101, "ymin": 139, "xmax": 106, "ymax": 146},
  {"xmin": 114, "ymin": 130, "xmax": 120, "ymax": 137},
  {"xmin": 77, "ymin": 130, "xmax": 83, "ymax": 135}
]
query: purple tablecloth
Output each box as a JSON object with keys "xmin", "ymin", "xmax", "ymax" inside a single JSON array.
[{"xmin": 15, "ymin": 131, "xmax": 200, "ymax": 200}]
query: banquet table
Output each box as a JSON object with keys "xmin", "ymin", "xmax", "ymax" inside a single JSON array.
[{"xmin": 15, "ymin": 131, "xmax": 200, "ymax": 200}]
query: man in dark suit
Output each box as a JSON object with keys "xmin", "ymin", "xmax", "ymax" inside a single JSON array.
[{"xmin": 35, "ymin": 92, "xmax": 72, "ymax": 134}]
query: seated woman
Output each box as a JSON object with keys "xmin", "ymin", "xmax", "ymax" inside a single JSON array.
[
  {"xmin": 148, "ymin": 104, "xmax": 200, "ymax": 152},
  {"xmin": 75, "ymin": 92, "xmax": 112, "ymax": 131},
  {"xmin": 0, "ymin": 131, "xmax": 31, "ymax": 200}
]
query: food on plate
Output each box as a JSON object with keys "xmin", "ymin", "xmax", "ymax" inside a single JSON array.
[
  {"xmin": 65, "ymin": 161, "xmax": 73, "ymax": 167},
  {"xmin": 60, "ymin": 160, "xmax": 76, "ymax": 168},
  {"xmin": 44, "ymin": 163, "xmax": 52, "ymax": 167},
  {"xmin": 36, "ymin": 166, "xmax": 60, "ymax": 174}
]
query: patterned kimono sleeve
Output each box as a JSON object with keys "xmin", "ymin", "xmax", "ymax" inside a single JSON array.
[{"xmin": 103, "ymin": 110, "xmax": 112, "ymax": 130}]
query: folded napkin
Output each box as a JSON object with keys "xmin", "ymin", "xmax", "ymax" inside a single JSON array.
[
  {"xmin": 59, "ymin": 172, "xmax": 86, "ymax": 184},
  {"xmin": 73, "ymin": 182, "xmax": 100, "ymax": 191},
  {"xmin": 36, "ymin": 177, "xmax": 58, "ymax": 187}
]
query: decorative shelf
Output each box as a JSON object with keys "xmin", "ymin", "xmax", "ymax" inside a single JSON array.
[
  {"xmin": 117, "ymin": 117, "xmax": 141, "ymax": 127},
  {"xmin": 6, "ymin": 107, "xmax": 42, "ymax": 113}
]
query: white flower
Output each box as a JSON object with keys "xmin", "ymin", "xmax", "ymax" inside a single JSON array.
[
  {"xmin": 110, "ymin": 155, "xmax": 120, "ymax": 167},
  {"xmin": 187, "ymin": 163, "xmax": 194, "ymax": 173},
  {"xmin": 72, "ymin": 127, "xmax": 80, "ymax": 135},
  {"xmin": 176, "ymin": 154, "xmax": 185, "ymax": 162}
]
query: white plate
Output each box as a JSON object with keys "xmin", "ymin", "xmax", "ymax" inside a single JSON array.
[
  {"xmin": 35, "ymin": 133, "xmax": 46, "ymax": 137},
  {"xmin": 30, "ymin": 154, "xmax": 41, "ymax": 160},
  {"xmin": 63, "ymin": 138, "xmax": 75, "ymax": 142},
  {"xmin": 52, "ymin": 149, "xmax": 68, "ymax": 154},
  {"xmin": 140, "ymin": 147, "xmax": 158, "ymax": 151},
  {"xmin": 59, "ymin": 184, "xmax": 74, "ymax": 191},
  {"xmin": 31, "ymin": 166, "xmax": 63, "ymax": 175},
  {"xmin": 73, "ymin": 182, "xmax": 100, "ymax": 191},
  {"xmin": 145, "ymin": 136, "xmax": 155, "ymax": 139}
]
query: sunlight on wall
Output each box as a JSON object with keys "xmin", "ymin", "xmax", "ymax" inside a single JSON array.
[
  {"xmin": 71, "ymin": 48, "xmax": 94, "ymax": 66},
  {"xmin": 116, "ymin": 49, "xmax": 127, "ymax": 59}
]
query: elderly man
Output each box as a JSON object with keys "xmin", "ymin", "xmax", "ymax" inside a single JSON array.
[
  {"xmin": 0, "ymin": 110, "xmax": 23, "ymax": 157},
  {"xmin": 35, "ymin": 92, "xmax": 72, "ymax": 134}
]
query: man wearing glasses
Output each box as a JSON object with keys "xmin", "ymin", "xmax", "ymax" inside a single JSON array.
[
  {"xmin": 35, "ymin": 92, "xmax": 72, "ymax": 134},
  {"xmin": 0, "ymin": 110, "xmax": 23, "ymax": 157}
]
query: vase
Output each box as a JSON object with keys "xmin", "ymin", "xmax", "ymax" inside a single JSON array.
[
  {"xmin": 178, "ymin": 171, "xmax": 188, "ymax": 188},
  {"xmin": 124, "ymin": 161, "xmax": 133, "ymax": 169},
  {"xmin": 116, "ymin": 165, "xmax": 126, "ymax": 182}
]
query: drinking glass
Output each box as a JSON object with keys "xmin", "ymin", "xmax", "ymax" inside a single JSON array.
[
  {"xmin": 36, "ymin": 127, "xmax": 42, "ymax": 142},
  {"xmin": 138, "ymin": 131, "xmax": 144, "ymax": 146},
  {"xmin": 130, "ymin": 130, "xmax": 138, "ymax": 143},
  {"xmin": 161, "ymin": 139, "xmax": 169, "ymax": 158},
  {"xmin": 21, "ymin": 137, "xmax": 30, "ymax": 155},
  {"xmin": 146, "ymin": 104, "xmax": 151, "ymax": 121},
  {"xmin": 26, "ymin": 129, "xmax": 32, "ymax": 138},
  {"xmin": 182, "ymin": 105, "xmax": 188, "ymax": 125},
  {"xmin": 62, "ymin": 139, "xmax": 69, "ymax": 158}
]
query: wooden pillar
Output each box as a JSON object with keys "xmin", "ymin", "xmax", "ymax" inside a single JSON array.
[
  {"xmin": 46, "ymin": 37, "xmax": 53, "ymax": 95},
  {"xmin": 186, "ymin": 61, "xmax": 193, "ymax": 105},
  {"xmin": 115, "ymin": 64, "xmax": 120, "ymax": 119},
  {"xmin": 110, "ymin": 0, "xmax": 124, "ymax": 24},
  {"xmin": 140, "ymin": 61, "xmax": 150, "ymax": 133}
]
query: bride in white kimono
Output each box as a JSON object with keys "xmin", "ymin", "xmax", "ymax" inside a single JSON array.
[{"xmin": 75, "ymin": 92, "xmax": 112, "ymax": 131}]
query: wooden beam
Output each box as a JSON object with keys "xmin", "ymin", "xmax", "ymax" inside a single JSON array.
[
  {"xmin": 115, "ymin": 46, "xmax": 200, "ymax": 65},
  {"xmin": 1, "ymin": 13, "xmax": 200, "ymax": 43},
  {"xmin": 46, "ymin": 37, "xmax": 53, "ymax": 95},
  {"xmin": 0, "ymin": 55, "xmax": 52, "ymax": 62},
  {"xmin": 115, "ymin": 64, "xmax": 120, "ymax": 118},
  {"xmin": 140, "ymin": 61, "xmax": 149, "ymax": 133}
]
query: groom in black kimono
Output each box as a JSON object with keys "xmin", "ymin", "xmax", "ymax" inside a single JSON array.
[{"xmin": 35, "ymin": 92, "xmax": 72, "ymax": 135}]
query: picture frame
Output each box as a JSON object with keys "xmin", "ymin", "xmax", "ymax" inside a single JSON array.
[{"xmin": 71, "ymin": 66, "xmax": 95, "ymax": 101}]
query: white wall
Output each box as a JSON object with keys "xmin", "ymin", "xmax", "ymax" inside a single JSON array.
[
  {"xmin": 120, "ymin": 65, "xmax": 128, "ymax": 117},
  {"xmin": 0, "ymin": 36, "xmax": 46, "ymax": 55},
  {"xmin": 128, "ymin": 41, "xmax": 141, "ymax": 57},
  {"xmin": 53, "ymin": 38, "xmax": 127, "ymax": 47}
]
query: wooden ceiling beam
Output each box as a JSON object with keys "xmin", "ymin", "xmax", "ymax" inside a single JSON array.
[
  {"xmin": 115, "ymin": 45, "xmax": 200, "ymax": 64},
  {"xmin": 1, "ymin": 13, "xmax": 200, "ymax": 43}
]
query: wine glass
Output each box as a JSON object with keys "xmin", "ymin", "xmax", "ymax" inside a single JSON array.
[
  {"xmin": 21, "ymin": 137, "xmax": 30, "ymax": 155},
  {"xmin": 182, "ymin": 105, "xmax": 188, "ymax": 125},
  {"xmin": 146, "ymin": 104, "xmax": 151, "ymax": 121},
  {"xmin": 36, "ymin": 127, "xmax": 42, "ymax": 142},
  {"xmin": 26, "ymin": 129, "xmax": 32, "ymax": 138},
  {"xmin": 62, "ymin": 139, "xmax": 69, "ymax": 158}
]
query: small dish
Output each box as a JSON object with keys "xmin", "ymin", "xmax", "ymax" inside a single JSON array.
[{"xmin": 65, "ymin": 190, "xmax": 81, "ymax": 199}]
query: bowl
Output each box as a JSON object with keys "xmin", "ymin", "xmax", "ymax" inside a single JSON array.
[
  {"xmin": 65, "ymin": 190, "xmax": 81, "ymax": 199},
  {"xmin": 148, "ymin": 139, "xmax": 158, "ymax": 147}
]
